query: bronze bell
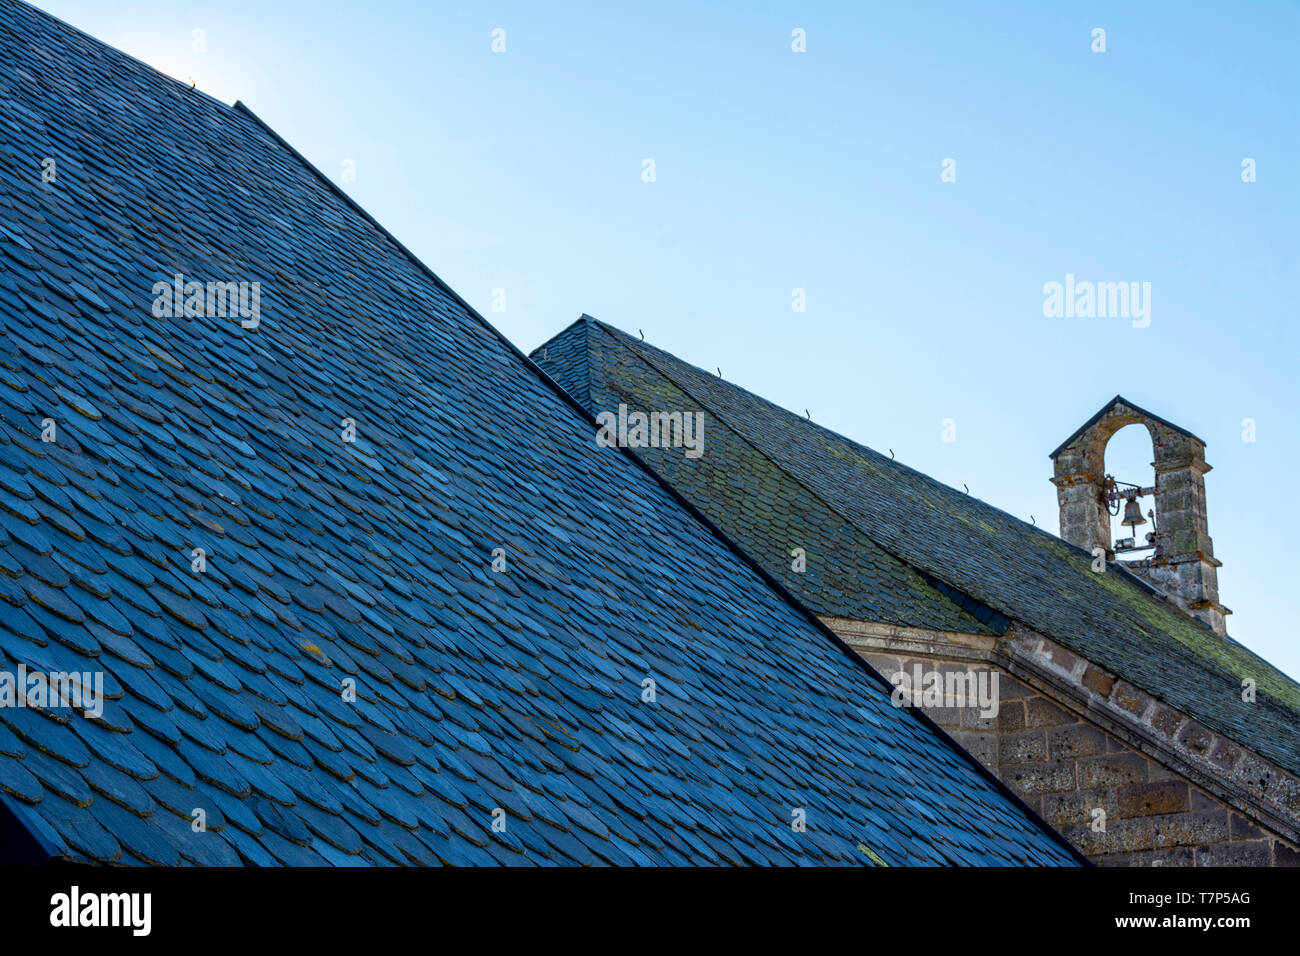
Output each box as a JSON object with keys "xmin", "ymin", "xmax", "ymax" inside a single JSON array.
[{"xmin": 1121, "ymin": 498, "xmax": 1147, "ymax": 528}]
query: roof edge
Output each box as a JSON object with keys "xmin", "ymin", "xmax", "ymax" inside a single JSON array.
[
  {"xmin": 554, "ymin": 325, "xmax": 1085, "ymax": 861},
  {"xmin": 1049, "ymin": 394, "xmax": 1205, "ymax": 460},
  {"xmin": 226, "ymin": 103, "xmax": 1086, "ymax": 866},
  {"xmin": 21, "ymin": 0, "xmax": 234, "ymax": 111},
  {"xmin": 531, "ymin": 313, "xmax": 595, "ymax": 355},
  {"xmin": 0, "ymin": 794, "xmax": 64, "ymax": 865}
]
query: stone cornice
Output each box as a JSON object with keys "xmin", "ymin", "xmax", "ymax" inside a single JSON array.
[{"xmin": 821, "ymin": 615, "xmax": 1300, "ymax": 844}]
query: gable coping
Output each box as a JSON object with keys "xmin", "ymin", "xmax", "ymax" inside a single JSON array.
[{"xmin": 831, "ymin": 616, "xmax": 1300, "ymax": 844}]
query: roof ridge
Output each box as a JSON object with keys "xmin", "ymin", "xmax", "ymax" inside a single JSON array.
[
  {"xmin": 12, "ymin": 0, "xmax": 235, "ymax": 110},
  {"xmin": 612, "ymin": 323, "xmax": 1225, "ymax": 633},
  {"xmin": 529, "ymin": 314, "xmax": 599, "ymax": 408}
]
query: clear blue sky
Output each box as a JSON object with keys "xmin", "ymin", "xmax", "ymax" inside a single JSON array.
[{"xmin": 32, "ymin": 1, "xmax": 1300, "ymax": 679}]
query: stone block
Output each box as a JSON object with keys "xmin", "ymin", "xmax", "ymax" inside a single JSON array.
[
  {"xmin": 960, "ymin": 706, "xmax": 997, "ymax": 731},
  {"xmin": 1229, "ymin": 813, "xmax": 1263, "ymax": 841},
  {"xmin": 1111, "ymin": 680, "xmax": 1154, "ymax": 717},
  {"xmin": 1152, "ymin": 810, "xmax": 1229, "ymax": 848},
  {"xmin": 1274, "ymin": 841, "xmax": 1300, "ymax": 866},
  {"xmin": 1151, "ymin": 704, "xmax": 1184, "ymax": 739},
  {"xmin": 1004, "ymin": 759, "xmax": 1077, "ymax": 796},
  {"xmin": 922, "ymin": 704, "xmax": 963, "ymax": 728},
  {"xmin": 998, "ymin": 729, "xmax": 1047, "ymax": 766},
  {"xmin": 1176, "ymin": 720, "xmax": 1215, "ymax": 757},
  {"xmin": 1209, "ymin": 739, "xmax": 1242, "ymax": 771},
  {"xmin": 1147, "ymin": 758, "xmax": 1179, "ymax": 780},
  {"xmin": 996, "ymin": 702, "xmax": 1025, "ymax": 733},
  {"xmin": 1043, "ymin": 789, "xmax": 1109, "ymax": 828},
  {"xmin": 1194, "ymin": 841, "xmax": 1270, "ymax": 867},
  {"xmin": 1126, "ymin": 847, "xmax": 1195, "ymax": 867},
  {"xmin": 1078, "ymin": 754, "xmax": 1148, "ymax": 790},
  {"xmin": 1049, "ymin": 724, "xmax": 1107, "ymax": 759},
  {"xmin": 947, "ymin": 730, "xmax": 996, "ymax": 769},
  {"xmin": 1082, "ymin": 665, "xmax": 1115, "ymax": 698},
  {"xmin": 996, "ymin": 674, "xmax": 1036, "ymax": 701},
  {"xmin": 1067, "ymin": 817, "xmax": 1153, "ymax": 855},
  {"xmin": 1025, "ymin": 697, "xmax": 1074, "ymax": 728},
  {"xmin": 1116, "ymin": 780, "xmax": 1189, "ymax": 818},
  {"xmin": 1045, "ymin": 643, "xmax": 1081, "ymax": 674}
]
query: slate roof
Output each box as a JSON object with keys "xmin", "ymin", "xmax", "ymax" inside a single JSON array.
[
  {"xmin": 534, "ymin": 317, "xmax": 1300, "ymax": 780},
  {"xmin": 0, "ymin": 0, "xmax": 1080, "ymax": 866},
  {"xmin": 539, "ymin": 322, "xmax": 1002, "ymax": 636}
]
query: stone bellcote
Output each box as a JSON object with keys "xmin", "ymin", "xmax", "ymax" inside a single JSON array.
[{"xmin": 1049, "ymin": 396, "xmax": 1230, "ymax": 635}]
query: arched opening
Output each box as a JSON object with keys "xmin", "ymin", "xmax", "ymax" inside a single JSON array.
[
  {"xmin": 1103, "ymin": 423, "xmax": 1158, "ymax": 558},
  {"xmin": 1051, "ymin": 396, "xmax": 1228, "ymax": 633}
]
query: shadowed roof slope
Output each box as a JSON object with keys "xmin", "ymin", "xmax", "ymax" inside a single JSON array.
[
  {"xmin": 0, "ymin": 0, "xmax": 1079, "ymax": 865},
  {"xmin": 534, "ymin": 317, "xmax": 1300, "ymax": 780}
]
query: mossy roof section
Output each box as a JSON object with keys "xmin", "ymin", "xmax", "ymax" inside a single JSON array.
[
  {"xmin": 535, "ymin": 317, "xmax": 1300, "ymax": 778},
  {"xmin": 0, "ymin": 0, "xmax": 1081, "ymax": 866},
  {"xmin": 536, "ymin": 320, "xmax": 997, "ymax": 636}
]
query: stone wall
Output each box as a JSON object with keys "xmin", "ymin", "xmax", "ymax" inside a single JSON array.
[{"xmin": 858, "ymin": 648, "xmax": 1300, "ymax": 866}]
